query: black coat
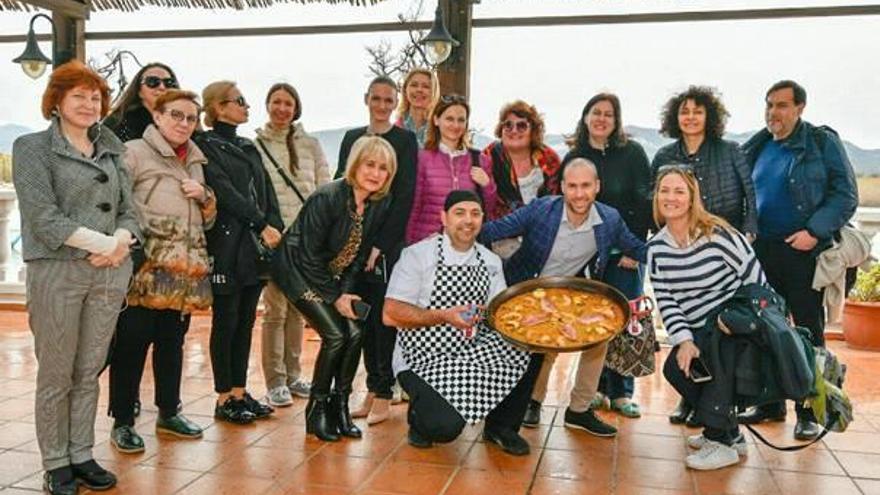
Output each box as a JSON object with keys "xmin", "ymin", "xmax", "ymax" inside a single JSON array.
[
  {"xmin": 105, "ymin": 106, "xmax": 153, "ymax": 143},
  {"xmin": 193, "ymin": 127, "xmax": 283, "ymax": 293},
  {"xmin": 272, "ymin": 179, "xmax": 391, "ymax": 304}
]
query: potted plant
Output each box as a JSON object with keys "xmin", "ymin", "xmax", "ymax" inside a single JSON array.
[{"xmin": 843, "ymin": 262, "xmax": 880, "ymax": 350}]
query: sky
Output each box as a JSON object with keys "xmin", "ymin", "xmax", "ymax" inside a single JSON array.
[{"xmin": 1, "ymin": 0, "xmax": 879, "ymax": 148}]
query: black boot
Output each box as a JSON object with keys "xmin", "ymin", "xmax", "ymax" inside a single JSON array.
[
  {"xmin": 669, "ymin": 398, "xmax": 693, "ymax": 425},
  {"xmin": 306, "ymin": 395, "xmax": 340, "ymax": 442},
  {"xmin": 331, "ymin": 392, "xmax": 362, "ymax": 439},
  {"xmin": 737, "ymin": 402, "xmax": 787, "ymax": 425}
]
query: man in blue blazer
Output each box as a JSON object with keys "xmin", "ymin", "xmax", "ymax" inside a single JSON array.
[{"xmin": 480, "ymin": 158, "xmax": 646, "ymax": 437}]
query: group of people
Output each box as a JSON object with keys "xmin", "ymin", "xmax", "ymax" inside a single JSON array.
[{"xmin": 12, "ymin": 57, "xmax": 858, "ymax": 495}]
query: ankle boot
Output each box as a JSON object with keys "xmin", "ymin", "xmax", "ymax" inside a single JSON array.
[
  {"xmin": 305, "ymin": 396, "xmax": 340, "ymax": 442},
  {"xmin": 331, "ymin": 392, "xmax": 362, "ymax": 438},
  {"xmin": 669, "ymin": 398, "xmax": 693, "ymax": 425}
]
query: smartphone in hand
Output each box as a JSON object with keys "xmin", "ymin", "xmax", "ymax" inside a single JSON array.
[
  {"xmin": 351, "ymin": 300, "xmax": 371, "ymax": 321},
  {"xmin": 689, "ymin": 357, "xmax": 713, "ymax": 383}
]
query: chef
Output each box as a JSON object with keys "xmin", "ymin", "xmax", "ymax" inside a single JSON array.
[{"xmin": 383, "ymin": 190, "xmax": 536, "ymax": 456}]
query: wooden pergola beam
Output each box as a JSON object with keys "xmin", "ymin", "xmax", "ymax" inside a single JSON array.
[{"xmin": 18, "ymin": 0, "xmax": 89, "ymax": 19}]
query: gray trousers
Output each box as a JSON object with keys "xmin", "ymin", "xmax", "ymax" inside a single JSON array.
[
  {"xmin": 26, "ymin": 258, "xmax": 131, "ymax": 470},
  {"xmin": 260, "ymin": 281, "xmax": 304, "ymax": 389}
]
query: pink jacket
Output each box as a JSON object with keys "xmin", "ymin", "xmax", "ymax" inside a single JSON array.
[{"xmin": 405, "ymin": 148, "xmax": 497, "ymax": 245}]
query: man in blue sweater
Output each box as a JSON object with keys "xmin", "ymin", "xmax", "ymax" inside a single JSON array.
[
  {"xmin": 479, "ymin": 159, "xmax": 646, "ymax": 438},
  {"xmin": 740, "ymin": 80, "xmax": 858, "ymax": 440}
]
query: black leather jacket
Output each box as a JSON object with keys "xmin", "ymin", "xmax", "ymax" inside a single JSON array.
[
  {"xmin": 193, "ymin": 127, "xmax": 282, "ymax": 293},
  {"xmin": 272, "ymin": 179, "xmax": 391, "ymax": 304}
]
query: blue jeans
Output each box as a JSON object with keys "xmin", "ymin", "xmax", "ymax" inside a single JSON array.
[{"xmin": 598, "ymin": 255, "xmax": 645, "ymax": 401}]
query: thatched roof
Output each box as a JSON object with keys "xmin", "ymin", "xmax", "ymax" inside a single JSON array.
[{"xmin": 0, "ymin": 0, "xmax": 385, "ymax": 12}]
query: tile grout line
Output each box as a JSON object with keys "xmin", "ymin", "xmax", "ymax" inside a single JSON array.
[{"xmin": 525, "ymin": 407, "xmax": 558, "ymax": 495}]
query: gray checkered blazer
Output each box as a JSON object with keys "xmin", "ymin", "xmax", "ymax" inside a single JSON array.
[{"xmin": 12, "ymin": 118, "xmax": 141, "ymax": 261}]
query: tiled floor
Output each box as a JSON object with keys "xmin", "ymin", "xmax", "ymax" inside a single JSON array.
[{"xmin": 1, "ymin": 310, "xmax": 880, "ymax": 494}]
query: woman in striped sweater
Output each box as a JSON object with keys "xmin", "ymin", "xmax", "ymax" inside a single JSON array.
[{"xmin": 648, "ymin": 164, "xmax": 765, "ymax": 471}]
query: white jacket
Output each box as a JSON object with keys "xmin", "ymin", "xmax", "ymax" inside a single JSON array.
[
  {"xmin": 255, "ymin": 122, "xmax": 331, "ymax": 229},
  {"xmin": 813, "ymin": 225, "xmax": 874, "ymax": 321}
]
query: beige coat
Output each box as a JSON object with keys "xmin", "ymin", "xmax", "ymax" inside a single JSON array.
[
  {"xmin": 123, "ymin": 125, "xmax": 217, "ymax": 313},
  {"xmin": 255, "ymin": 122, "xmax": 331, "ymax": 228}
]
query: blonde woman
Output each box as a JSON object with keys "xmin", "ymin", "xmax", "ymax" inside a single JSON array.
[
  {"xmin": 255, "ymin": 82, "xmax": 331, "ymax": 407},
  {"xmin": 192, "ymin": 81, "xmax": 283, "ymax": 424},
  {"xmin": 272, "ymin": 136, "xmax": 396, "ymax": 442},
  {"xmin": 649, "ymin": 164, "xmax": 764, "ymax": 470},
  {"xmin": 395, "ymin": 68, "xmax": 439, "ymax": 147}
]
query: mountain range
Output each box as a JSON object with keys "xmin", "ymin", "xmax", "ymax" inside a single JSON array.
[{"xmin": 3, "ymin": 123, "xmax": 879, "ymax": 176}]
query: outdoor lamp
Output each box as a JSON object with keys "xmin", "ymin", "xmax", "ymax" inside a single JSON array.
[
  {"xmin": 12, "ymin": 14, "xmax": 54, "ymax": 79},
  {"xmin": 419, "ymin": 3, "xmax": 459, "ymax": 66}
]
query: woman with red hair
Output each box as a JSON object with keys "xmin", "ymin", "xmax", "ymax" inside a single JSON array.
[{"xmin": 12, "ymin": 60, "xmax": 140, "ymax": 495}]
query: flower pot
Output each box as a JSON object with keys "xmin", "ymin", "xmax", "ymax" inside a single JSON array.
[{"xmin": 842, "ymin": 300, "xmax": 880, "ymax": 351}]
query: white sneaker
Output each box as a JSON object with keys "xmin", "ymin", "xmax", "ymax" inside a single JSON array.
[
  {"xmin": 685, "ymin": 439, "xmax": 741, "ymax": 470},
  {"xmin": 265, "ymin": 385, "xmax": 293, "ymax": 407},
  {"xmin": 287, "ymin": 379, "xmax": 311, "ymax": 399},
  {"xmin": 687, "ymin": 433, "xmax": 748, "ymax": 456}
]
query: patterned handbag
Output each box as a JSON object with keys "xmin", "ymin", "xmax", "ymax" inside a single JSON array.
[{"xmin": 605, "ymin": 296, "xmax": 657, "ymax": 378}]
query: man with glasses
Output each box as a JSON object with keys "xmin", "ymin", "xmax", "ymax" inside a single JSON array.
[
  {"xmin": 479, "ymin": 158, "xmax": 646, "ymax": 438},
  {"xmin": 334, "ymin": 76, "xmax": 419, "ymax": 422},
  {"xmin": 739, "ymin": 80, "xmax": 858, "ymax": 440}
]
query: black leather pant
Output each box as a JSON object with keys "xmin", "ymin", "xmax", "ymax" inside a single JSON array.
[{"xmin": 293, "ymin": 298, "xmax": 364, "ymax": 398}]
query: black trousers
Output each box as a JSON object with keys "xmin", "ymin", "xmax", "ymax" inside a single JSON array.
[
  {"xmin": 210, "ymin": 284, "xmax": 263, "ymax": 394},
  {"xmin": 293, "ymin": 298, "xmax": 363, "ymax": 397},
  {"xmin": 109, "ymin": 306, "xmax": 191, "ymax": 426},
  {"xmin": 397, "ymin": 356, "xmax": 540, "ymax": 443},
  {"xmin": 754, "ymin": 238, "xmax": 825, "ymax": 347},
  {"xmin": 358, "ymin": 280, "xmax": 397, "ymax": 399},
  {"xmin": 663, "ymin": 344, "xmax": 740, "ymax": 445}
]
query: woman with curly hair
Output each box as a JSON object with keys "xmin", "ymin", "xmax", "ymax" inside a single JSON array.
[
  {"xmin": 652, "ymin": 86, "xmax": 757, "ymax": 236},
  {"xmin": 652, "ymin": 85, "xmax": 758, "ymax": 426}
]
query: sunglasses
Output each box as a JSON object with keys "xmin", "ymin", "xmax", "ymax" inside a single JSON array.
[
  {"xmin": 656, "ymin": 163, "xmax": 695, "ymax": 176},
  {"xmin": 439, "ymin": 94, "xmax": 467, "ymax": 104},
  {"xmin": 141, "ymin": 76, "xmax": 178, "ymax": 89},
  {"xmin": 221, "ymin": 95, "xmax": 248, "ymax": 107},
  {"xmin": 164, "ymin": 109, "xmax": 199, "ymax": 125},
  {"xmin": 502, "ymin": 120, "xmax": 530, "ymax": 133}
]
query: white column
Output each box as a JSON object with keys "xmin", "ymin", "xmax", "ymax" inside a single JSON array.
[{"xmin": 0, "ymin": 187, "xmax": 16, "ymax": 282}]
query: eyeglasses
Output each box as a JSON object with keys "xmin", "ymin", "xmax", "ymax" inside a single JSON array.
[
  {"xmin": 141, "ymin": 76, "xmax": 178, "ymax": 89},
  {"xmin": 502, "ymin": 120, "xmax": 530, "ymax": 133},
  {"xmin": 164, "ymin": 109, "xmax": 199, "ymax": 125},
  {"xmin": 221, "ymin": 95, "xmax": 248, "ymax": 107},
  {"xmin": 439, "ymin": 94, "xmax": 467, "ymax": 105}
]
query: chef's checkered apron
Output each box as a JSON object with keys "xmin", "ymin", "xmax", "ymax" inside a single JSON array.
[{"xmin": 398, "ymin": 237, "xmax": 530, "ymax": 423}]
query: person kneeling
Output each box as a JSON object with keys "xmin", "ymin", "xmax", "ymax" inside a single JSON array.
[{"xmin": 383, "ymin": 191, "xmax": 535, "ymax": 456}]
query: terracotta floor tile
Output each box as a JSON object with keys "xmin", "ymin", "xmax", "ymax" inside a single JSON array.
[
  {"xmin": 0, "ymin": 399, "xmax": 33, "ymax": 422},
  {"xmin": 855, "ymin": 478, "xmax": 880, "ymax": 495},
  {"xmin": 321, "ymin": 428, "xmax": 406, "ymax": 460},
  {"xmin": 617, "ymin": 433, "xmax": 687, "ymax": 461},
  {"xmin": 543, "ymin": 426, "xmax": 615, "ymax": 454},
  {"xmin": 0, "ymin": 450, "xmax": 42, "ymax": 486},
  {"xmin": 616, "ymin": 456, "xmax": 692, "ymax": 491},
  {"xmin": 529, "ymin": 476, "xmax": 611, "ymax": 495},
  {"xmin": 615, "ymin": 487, "xmax": 693, "ymax": 495},
  {"xmin": 461, "ymin": 443, "xmax": 541, "ymax": 475},
  {"xmin": 92, "ymin": 465, "xmax": 202, "ymax": 494},
  {"xmin": 200, "ymin": 418, "xmax": 278, "ymax": 446},
  {"xmin": 281, "ymin": 452, "xmax": 381, "ymax": 489},
  {"xmin": 140, "ymin": 437, "xmax": 234, "ymax": 472},
  {"xmin": 615, "ymin": 413, "xmax": 685, "ymax": 438},
  {"xmin": 362, "ymin": 461, "xmax": 455, "ymax": 495},
  {"xmin": 390, "ymin": 438, "xmax": 472, "ymax": 466},
  {"xmin": 536, "ymin": 449, "xmax": 614, "ymax": 483},
  {"xmin": 755, "ymin": 443, "xmax": 845, "ymax": 475},
  {"xmin": 692, "ymin": 466, "xmax": 778, "ymax": 494},
  {"xmin": 834, "ymin": 451, "xmax": 880, "ymax": 478},
  {"xmin": 252, "ymin": 423, "xmax": 327, "ymax": 452},
  {"xmin": 824, "ymin": 431, "xmax": 880, "ymax": 454},
  {"xmin": 0, "ymin": 421, "xmax": 35, "ymax": 449},
  {"xmin": 771, "ymin": 471, "xmax": 862, "ymax": 495},
  {"xmin": 280, "ymin": 483, "xmax": 353, "ymax": 495},
  {"xmin": 177, "ymin": 472, "xmax": 274, "ymax": 495},
  {"xmin": 0, "ymin": 379, "xmax": 35, "ymax": 398},
  {"xmin": 442, "ymin": 468, "xmax": 531, "ymax": 495},
  {"xmin": 211, "ymin": 445, "xmax": 309, "ymax": 480}
]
